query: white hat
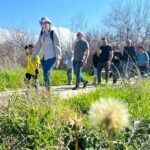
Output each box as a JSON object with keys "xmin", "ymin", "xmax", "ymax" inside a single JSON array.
[{"xmin": 39, "ymin": 17, "xmax": 51, "ymax": 24}]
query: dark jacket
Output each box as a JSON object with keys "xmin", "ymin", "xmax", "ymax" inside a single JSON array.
[
  {"xmin": 123, "ymin": 46, "xmax": 136, "ymax": 62},
  {"xmin": 112, "ymin": 52, "xmax": 123, "ymax": 64}
]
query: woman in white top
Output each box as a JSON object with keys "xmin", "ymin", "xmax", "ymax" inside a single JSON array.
[{"xmin": 32, "ymin": 17, "xmax": 61, "ymax": 90}]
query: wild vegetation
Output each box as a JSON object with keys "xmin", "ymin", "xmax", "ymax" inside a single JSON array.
[{"xmin": 0, "ymin": 69, "xmax": 149, "ymax": 149}]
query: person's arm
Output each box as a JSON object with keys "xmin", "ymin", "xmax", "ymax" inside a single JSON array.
[
  {"xmin": 53, "ymin": 32, "xmax": 61, "ymax": 68},
  {"xmin": 35, "ymin": 55, "xmax": 40, "ymax": 74},
  {"xmin": 92, "ymin": 54, "xmax": 95, "ymax": 66},
  {"xmin": 32, "ymin": 36, "xmax": 42, "ymax": 60},
  {"xmin": 97, "ymin": 46, "xmax": 102, "ymax": 56},
  {"xmin": 83, "ymin": 49, "xmax": 90, "ymax": 65},
  {"xmin": 108, "ymin": 46, "xmax": 113, "ymax": 64},
  {"xmin": 132, "ymin": 46, "xmax": 136, "ymax": 62},
  {"xmin": 122, "ymin": 47, "xmax": 126, "ymax": 61},
  {"xmin": 83, "ymin": 41, "xmax": 90, "ymax": 65},
  {"xmin": 145, "ymin": 52, "xmax": 149, "ymax": 67}
]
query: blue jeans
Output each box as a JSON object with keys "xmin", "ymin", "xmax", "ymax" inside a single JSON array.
[
  {"xmin": 41, "ymin": 57, "xmax": 56, "ymax": 86},
  {"xmin": 73, "ymin": 60, "xmax": 86, "ymax": 86},
  {"xmin": 67, "ymin": 68, "xmax": 73, "ymax": 84}
]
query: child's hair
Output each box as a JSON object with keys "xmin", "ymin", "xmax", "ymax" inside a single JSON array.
[
  {"xmin": 138, "ymin": 45, "xmax": 145, "ymax": 51},
  {"xmin": 24, "ymin": 45, "xmax": 28, "ymax": 50},
  {"xmin": 28, "ymin": 44, "xmax": 34, "ymax": 48}
]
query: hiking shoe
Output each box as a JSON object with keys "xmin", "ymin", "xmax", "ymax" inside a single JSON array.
[
  {"xmin": 46, "ymin": 86, "xmax": 52, "ymax": 92},
  {"xmin": 113, "ymin": 80, "xmax": 117, "ymax": 84},
  {"xmin": 72, "ymin": 85, "xmax": 79, "ymax": 90},
  {"xmin": 68, "ymin": 82, "xmax": 72, "ymax": 85},
  {"xmin": 83, "ymin": 81, "xmax": 88, "ymax": 88}
]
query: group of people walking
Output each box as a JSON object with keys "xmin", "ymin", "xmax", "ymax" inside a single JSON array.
[
  {"xmin": 93, "ymin": 38, "xmax": 149, "ymax": 85},
  {"xmin": 24, "ymin": 16, "xmax": 150, "ymax": 93}
]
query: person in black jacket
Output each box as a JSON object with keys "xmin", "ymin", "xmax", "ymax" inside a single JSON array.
[
  {"xmin": 122, "ymin": 39, "xmax": 136, "ymax": 79},
  {"xmin": 111, "ymin": 46, "xmax": 123, "ymax": 84},
  {"xmin": 92, "ymin": 52, "xmax": 99, "ymax": 85}
]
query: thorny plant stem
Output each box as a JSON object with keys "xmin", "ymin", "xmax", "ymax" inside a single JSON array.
[
  {"xmin": 108, "ymin": 129, "xmax": 114, "ymax": 150},
  {"xmin": 75, "ymin": 124, "xmax": 79, "ymax": 150}
]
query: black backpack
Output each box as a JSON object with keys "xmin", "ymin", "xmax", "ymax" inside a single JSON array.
[{"xmin": 40, "ymin": 30, "xmax": 54, "ymax": 43}]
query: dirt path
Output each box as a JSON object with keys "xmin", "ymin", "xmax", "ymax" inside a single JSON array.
[
  {"xmin": 52, "ymin": 84, "xmax": 96, "ymax": 99},
  {"xmin": 0, "ymin": 78, "xmax": 138, "ymax": 100},
  {"xmin": 0, "ymin": 83, "xmax": 96, "ymax": 100}
]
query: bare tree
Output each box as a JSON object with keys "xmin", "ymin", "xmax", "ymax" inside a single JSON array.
[
  {"xmin": 103, "ymin": 0, "xmax": 150, "ymax": 44},
  {"xmin": 69, "ymin": 12, "xmax": 87, "ymax": 33},
  {"xmin": 0, "ymin": 27, "xmax": 36, "ymax": 68}
]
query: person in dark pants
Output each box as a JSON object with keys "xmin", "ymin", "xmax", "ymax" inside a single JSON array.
[
  {"xmin": 111, "ymin": 46, "xmax": 123, "ymax": 84},
  {"xmin": 92, "ymin": 52, "xmax": 99, "ymax": 85},
  {"xmin": 24, "ymin": 44, "xmax": 40, "ymax": 94},
  {"xmin": 97, "ymin": 37, "xmax": 113, "ymax": 84},
  {"xmin": 122, "ymin": 39, "xmax": 136, "ymax": 79},
  {"xmin": 72, "ymin": 32, "xmax": 90, "ymax": 90}
]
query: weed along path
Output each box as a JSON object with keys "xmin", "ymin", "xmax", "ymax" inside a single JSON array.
[{"xmin": 0, "ymin": 83, "xmax": 96, "ymax": 100}]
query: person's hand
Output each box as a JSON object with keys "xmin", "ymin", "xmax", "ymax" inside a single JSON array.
[
  {"xmin": 31, "ymin": 58, "xmax": 36, "ymax": 62},
  {"xmin": 55, "ymin": 59, "xmax": 60, "ymax": 68},
  {"xmin": 97, "ymin": 50, "xmax": 101, "ymax": 56},
  {"xmin": 107, "ymin": 61, "xmax": 111, "ymax": 65},
  {"xmin": 146, "ymin": 63, "xmax": 149, "ymax": 68},
  {"xmin": 35, "ymin": 69, "xmax": 39, "ymax": 75},
  {"xmin": 83, "ymin": 59, "xmax": 87, "ymax": 66}
]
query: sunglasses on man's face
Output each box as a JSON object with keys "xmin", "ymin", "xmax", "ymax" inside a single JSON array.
[{"xmin": 41, "ymin": 22, "xmax": 50, "ymax": 25}]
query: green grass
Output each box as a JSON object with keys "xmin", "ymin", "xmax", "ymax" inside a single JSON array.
[
  {"xmin": 0, "ymin": 68, "xmax": 150, "ymax": 149},
  {"xmin": 0, "ymin": 68, "xmax": 93, "ymax": 91},
  {"xmin": 66, "ymin": 80, "xmax": 150, "ymax": 118}
]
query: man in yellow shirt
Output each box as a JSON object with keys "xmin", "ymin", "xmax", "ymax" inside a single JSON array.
[{"xmin": 24, "ymin": 44, "xmax": 40, "ymax": 92}]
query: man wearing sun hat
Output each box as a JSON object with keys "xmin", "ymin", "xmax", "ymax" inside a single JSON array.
[
  {"xmin": 32, "ymin": 16, "xmax": 61, "ymax": 91},
  {"xmin": 72, "ymin": 32, "xmax": 90, "ymax": 90}
]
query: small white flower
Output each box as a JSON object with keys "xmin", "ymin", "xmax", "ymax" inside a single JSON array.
[{"xmin": 89, "ymin": 98, "xmax": 129, "ymax": 131}]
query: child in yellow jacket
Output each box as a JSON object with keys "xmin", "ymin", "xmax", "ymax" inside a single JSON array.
[{"xmin": 24, "ymin": 44, "xmax": 40, "ymax": 92}]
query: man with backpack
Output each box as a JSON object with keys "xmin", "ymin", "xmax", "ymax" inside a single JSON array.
[{"xmin": 32, "ymin": 17, "xmax": 61, "ymax": 91}]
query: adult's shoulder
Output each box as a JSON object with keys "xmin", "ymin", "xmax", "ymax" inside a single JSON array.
[
  {"xmin": 82, "ymin": 39, "xmax": 89, "ymax": 48},
  {"xmin": 52, "ymin": 30, "xmax": 59, "ymax": 38},
  {"xmin": 82, "ymin": 39, "xmax": 89, "ymax": 44},
  {"xmin": 99, "ymin": 45, "xmax": 103, "ymax": 49},
  {"xmin": 107, "ymin": 44, "xmax": 112, "ymax": 50},
  {"xmin": 107, "ymin": 44, "xmax": 112, "ymax": 47}
]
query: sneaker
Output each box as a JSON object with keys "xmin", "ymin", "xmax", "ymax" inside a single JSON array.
[
  {"xmin": 46, "ymin": 86, "xmax": 52, "ymax": 92},
  {"xmin": 72, "ymin": 85, "xmax": 79, "ymax": 90},
  {"xmin": 83, "ymin": 81, "xmax": 88, "ymax": 88},
  {"xmin": 113, "ymin": 80, "xmax": 117, "ymax": 84},
  {"xmin": 92, "ymin": 82, "xmax": 96, "ymax": 86}
]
